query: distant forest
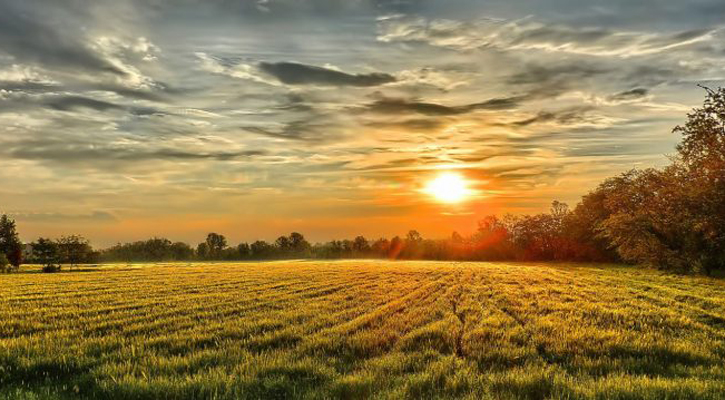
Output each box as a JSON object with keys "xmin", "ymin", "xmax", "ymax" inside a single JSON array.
[{"xmin": 1, "ymin": 88, "xmax": 723, "ymax": 275}]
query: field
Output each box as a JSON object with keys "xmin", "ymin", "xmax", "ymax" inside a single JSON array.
[{"xmin": 1, "ymin": 261, "xmax": 725, "ymax": 399}]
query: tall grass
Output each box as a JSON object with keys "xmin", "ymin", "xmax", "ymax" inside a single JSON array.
[{"xmin": 1, "ymin": 261, "xmax": 724, "ymax": 399}]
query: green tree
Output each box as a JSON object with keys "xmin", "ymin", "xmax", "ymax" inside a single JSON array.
[
  {"xmin": 32, "ymin": 238, "xmax": 60, "ymax": 273},
  {"xmin": 205, "ymin": 233, "xmax": 227, "ymax": 259},
  {"xmin": 196, "ymin": 242, "xmax": 209, "ymax": 260},
  {"xmin": 250, "ymin": 240, "xmax": 273, "ymax": 259},
  {"xmin": 352, "ymin": 236, "xmax": 370, "ymax": 254},
  {"xmin": 57, "ymin": 235, "xmax": 93, "ymax": 270},
  {"xmin": 0, "ymin": 253, "xmax": 9, "ymax": 273},
  {"xmin": 237, "ymin": 243, "xmax": 251, "ymax": 259},
  {"xmin": 0, "ymin": 214, "xmax": 22, "ymax": 269}
]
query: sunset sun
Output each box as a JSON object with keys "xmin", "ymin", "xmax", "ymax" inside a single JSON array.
[{"xmin": 424, "ymin": 172, "xmax": 472, "ymax": 203}]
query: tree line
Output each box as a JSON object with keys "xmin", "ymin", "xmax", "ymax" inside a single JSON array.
[{"xmin": 1, "ymin": 87, "xmax": 723, "ymax": 275}]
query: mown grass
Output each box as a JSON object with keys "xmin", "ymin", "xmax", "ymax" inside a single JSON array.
[{"xmin": 1, "ymin": 261, "xmax": 724, "ymax": 399}]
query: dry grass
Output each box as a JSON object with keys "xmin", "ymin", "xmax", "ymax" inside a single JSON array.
[{"xmin": 1, "ymin": 261, "xmax": 724, "ymax": 399}]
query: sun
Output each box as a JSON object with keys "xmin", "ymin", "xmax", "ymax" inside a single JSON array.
[{"xmin": 424, "ymin": 172, "xmax": 472, "ymax": 203}]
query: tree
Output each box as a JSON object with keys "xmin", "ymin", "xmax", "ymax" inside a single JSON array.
[
  {"xmin": 32, "ymin": 238, "xmax": 60, "ymax": 273},
  {"xmin": 100, "ymin": 238, "xmax": 190, "ymax": 262},
  {"xmin": 0, "ymin": 253, "xmax": 9, "ymax": 273},
  {"xmin": 205, "ymin": 233, "xmax": 227, "ymax": 259},
  {"xmin": 471, "ymin": 215, "xmax": 512, "ymax": 260},
  {"xmin": 250, "ymin": 240, "xmax": 273, "ymax": 259},
  {"xmin": 674, "ymin": 86, "xmax": 725, "ymax": 177},
  {"xmin": 671, "ymin": 86, "xmax": 725, "ymax": 274},
  {"xmin": 57, "ymin": 235, "xmax": 93, "ymax": 269},
  {"xmin": 352, "ymin": 236, "xmax": 370, "ymax": 254},
  {"xmin": 371, "ymin": 238, "xmax": 390, "ymax": 257},
  {"xmin": 288, "ymin": 232, "xmax": 310, "ymax": 254},
  {"xmin": 170, "ymin": 242, "xmax": 194, "ymax": 260},
  {"xmin": 196, "ymin": 242, "xmax": 209, "ymax": 260},
  {"xmin": 388, "ymin": 236, "xmax": 403, "ymax": 259},
  {"xmin": 592, "ymin": 88, "xmax": 725, "ymax": 274},
  {"xmin": 0, "ymin": 214, "xmax": 22, "ymax": 269},
  {"xmin": 275, "ymin": 235, "xmax": 291, "ymax": 252},
  {"xmin": 237, "ymin": 243, "xmax": 251, "ymax": 259}
]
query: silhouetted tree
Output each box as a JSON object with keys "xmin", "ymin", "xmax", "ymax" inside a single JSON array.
[
  {"xmin": 170, "ymin": 242, "xmax": 194, "ymax": 260},
  {"xmin": 0, "ymin": 214, "xmax": 22, "ymax": 270},
  {"xmin": 0, "ymin": 254, "xmax": 9, "ymax": 273},
  {"xmin": 32, "ymin": 238, "xmax": 60, "ymax": 273},
  {"xmin": 57, "ymin": 235, "xmax": 94, "ymax": 269},
  {"xmin": 205, "ymin": 233, "xmax": 227, "ymax": 259},
  {"xmin": 352, "ymin": 236, "xmax": 370, "ymax": 254},
  {"xmin": 237, "ymin": 243, "xmax": 251, "ymax": 259},
  {"xmin": 196, "ymin": 242, "xmax": 209, "ymax": 260},
  {"xmin": 250, "ymin": 240, "xmax": 274, "ymax": 259},
  {"xmin": 389, "ymin": 236, "xmax": 403, "ymax": 259}
]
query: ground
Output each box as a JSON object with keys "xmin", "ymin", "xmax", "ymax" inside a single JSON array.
[{"xmin": 1, "ymin": 261, "xmax": 724, "ymax": 399}]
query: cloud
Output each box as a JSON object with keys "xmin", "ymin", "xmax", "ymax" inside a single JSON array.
[
  {"xmin": 2, "ymin": 137, "xmax": 266, "ymax": 165},
  {"xmin": 243, "ymin": 120, "xmax": 330, "ymax": 141},
  {"xmin": 0, "ymin": 2, "xmax": 126, "ymax": 75},
  {"xmin": 506, "ymin": 107, "xmax": 624, "ymax": 129},
  {"xmin": 377, "ymin": 15, "xmax": 717, "ymax": 57},
  {"xmin": 365, "ymin": 118, "xmax": 445, "ymax": 131},
  {"xmin": 43, "ymin": 96, "xmax": 124, "ymax": 112},
  {"xmin": 607, "ymin": 88, "xmax": 649, "ymax": 102},
  {"xmin": 507, "ymin": 64, "xmax": 609, "ymax": 85},
  {"xmin": 10, "ymin": 211, "xmax": 118, "ymax": 223},
  {"xmin": 362, "ymin": 95, "xmax": 525, "ymax": 116},
  {"xmin": 259, "ymin": 62, "xmax": 396, "ymax": 86}
]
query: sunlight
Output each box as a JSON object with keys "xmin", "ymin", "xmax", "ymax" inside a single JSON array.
[{"xmin": 424, "ymin": 172, "xmax": 472, "ymax": 203}]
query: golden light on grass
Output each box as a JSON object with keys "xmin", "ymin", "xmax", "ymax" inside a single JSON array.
[{"xmin": 423, "ymin": 172, "xmax": 473, "ymax": 203}]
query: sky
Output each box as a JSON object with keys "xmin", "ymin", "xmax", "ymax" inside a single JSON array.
[{"xmin": 1, "ymin": 0, "xmax": 724, "ymax": 247}]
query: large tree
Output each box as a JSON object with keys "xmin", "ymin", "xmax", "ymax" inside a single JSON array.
[
  {"xmin": 32, "ymin": 238, "xmax": 60, "ymax": 273},
  {"xmin": 596, "ymin": 87, "xmax": 725, "ymax": 274},
  {"xmin": 0, "ymin": 214, "xmax": 22, "ymax": 269},
  {"xmin": 204, "ymin": 233, "xmax": 227, "ymax": 259},
  {"xmin": 57, "ymin": 235, "xmax": 93, "ymax": 269}
]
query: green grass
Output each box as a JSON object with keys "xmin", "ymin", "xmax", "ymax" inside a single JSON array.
[{"xmin": 1, "ymin": 261, "xmax": 724, "ymax": 399}]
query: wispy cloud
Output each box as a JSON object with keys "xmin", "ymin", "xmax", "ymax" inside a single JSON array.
[{"xmin": 0, "ymin": 0, "xmax": 723, "ymax": 244}]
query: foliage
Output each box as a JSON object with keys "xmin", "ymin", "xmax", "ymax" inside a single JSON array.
[
  {"xmin": 0, "ymin": 214, "xmax": 22, "ymax": 269},
  {"xmin": 101, "ymin": 238, "xmax": 194, "ymax": 262},
  {"xmin": 204, "ymin": 233, "xmax": 228, "ymax": 259},
  {"xmin": 31, "ymin": 238, "xmax": 61, "ymax": 273},
  {"xmin": 578, "ymin": 87, "xmax": 725, "ymax": 274},
  {"xmin": 57, "ymin": 235, "xmax": 96, "ymax": 269},
  {"xmin": 1, "ymin": 261, "xmax": 724, "ymax": 399},
  {"xmin": 0, "ymin": 253, "xmax": 8, "ymax": 273}
]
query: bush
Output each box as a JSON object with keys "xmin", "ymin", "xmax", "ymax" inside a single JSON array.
[{"xmin": 42, "ymin": 264, "xmax": 62, "ymax": 273}]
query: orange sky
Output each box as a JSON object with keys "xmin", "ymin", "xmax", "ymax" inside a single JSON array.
[{"xmin": 2, "ymin": 0, "xmax": 719, "ymax": 247}]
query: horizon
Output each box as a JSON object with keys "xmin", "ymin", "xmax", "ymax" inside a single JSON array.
[{"xmin": 2, "ymin": 0, "xmax": 724, "ymax": 247}]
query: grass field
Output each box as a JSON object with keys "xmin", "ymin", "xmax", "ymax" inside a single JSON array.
[{"xmin": 1, "ymin": 261, "xmax": 725, "ymax": 399}]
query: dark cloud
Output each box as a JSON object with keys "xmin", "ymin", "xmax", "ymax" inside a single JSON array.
[
  {"xmin": 366, "ymin": 118, "xmax": 446, "ymax": 131},
  {"xmin": 608, "ymin": 88, "xmax": 649, "ymax": 102},
  {"xmin": 0, "ymin": 80, "xmax": 59, "ymax": 92},
  {"xmin": 3, "ymin": 137, "xmax": 266, "ymax": 164},
  {"xmin": 243, "ymin": 119, "xmax": 328, "ymax": 141},
  {"xmin": 43, "ymin": 96, "xmax": 124, "ymax": 112},
  {"xmin": 509, "ymin": 107, "xmax": 595, "ymax": 127},
  {"xmin": 363, "ymin": 95, "xmax": 525, "ymax": 116},
  {"xmin": 508, "ymin": 64, "xmax": 609, "ymax": 85},
  {"xmin": 0, "ymin": 2, "xmax": 125, "ymax": 75},
  {"xmin": 259, "ymin": 62, "xmax": 396, "ymax": 87}
]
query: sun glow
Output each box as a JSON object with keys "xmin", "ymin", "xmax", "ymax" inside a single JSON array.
[{"xmin": 424, "ymin": 172, "xmax": 472, "ymax": 203}]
